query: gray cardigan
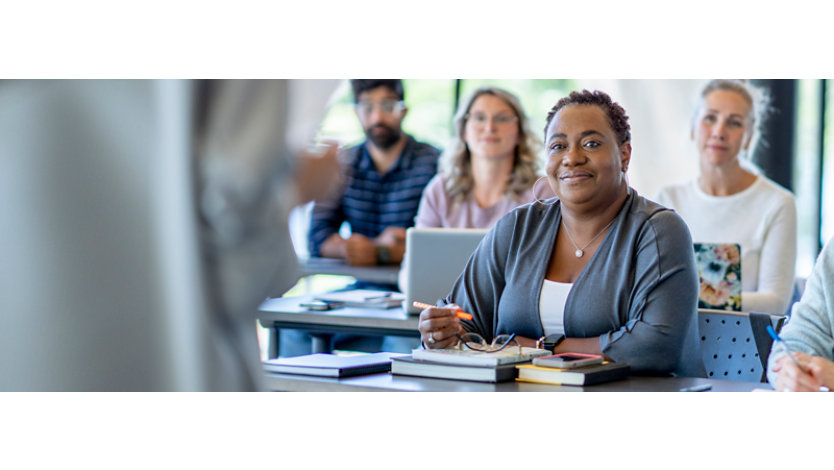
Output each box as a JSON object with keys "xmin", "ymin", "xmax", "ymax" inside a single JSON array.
[{"xmin": 443, "ymin": 188, "xmax": 706, "ymax": 377}]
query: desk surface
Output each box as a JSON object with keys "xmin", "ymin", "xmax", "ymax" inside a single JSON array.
[
  {"xmin": 265, "ymin": 371, "xmax": 769, "ymax": 392},
  {"xmin": 299, "ymin": 257, "xmax": 400, "ymax": 285},
  {"xmin": 259, "ymin": 294, "xmax": 419, "ymax": 335}
]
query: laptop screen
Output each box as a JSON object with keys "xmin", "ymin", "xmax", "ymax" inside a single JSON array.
[
  {"xmin": 693, "ymin": 242, "xmax": 742, "ymax": 311},
  {"xmin": 404, "ymin": 228, "xmax": 489, "ymax": 314}
]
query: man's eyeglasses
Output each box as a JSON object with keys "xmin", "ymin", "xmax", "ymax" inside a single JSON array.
[
  {"xmin": 355, "ymin": 99, "xmax": 405, "ymax": 117},
  {"xmin": 455, "ymin": 332, "xmax": 521, "ymax": 354},
  {"xmin": 465, "ymin": 113, "xmax": 519, "ymax": 127}
]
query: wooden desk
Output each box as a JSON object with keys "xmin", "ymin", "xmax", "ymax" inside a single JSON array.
[
  {"xmin": 259, "ymin": 295, "xmax": 419, "ymax": 356},
  {"xmin": 264, "ymin": 371, "xmax": 769, "ymax": 392},
  {"xmin": 299, "ymin": 257, "xmax": 400, "ymax": 286}
]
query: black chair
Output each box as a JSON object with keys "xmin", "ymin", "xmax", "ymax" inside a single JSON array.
[{"xmin": 698, "ymin": 309, "xmax": 786, "ymax": 382}]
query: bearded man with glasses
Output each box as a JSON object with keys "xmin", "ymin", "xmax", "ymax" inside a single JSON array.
[{"xmin": 308, "ymin": 79, "xmax": 440, "ymax": 269}]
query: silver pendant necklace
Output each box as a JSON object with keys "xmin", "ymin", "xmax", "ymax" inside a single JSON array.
[{"xmin": 562, "ymin": 217, "xmax": 616, "ymax": 258}]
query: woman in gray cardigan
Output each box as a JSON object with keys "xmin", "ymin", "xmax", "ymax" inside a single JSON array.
[{"xmin": 418, "ymin": 90, "xmax": 705, "ymax": 377}]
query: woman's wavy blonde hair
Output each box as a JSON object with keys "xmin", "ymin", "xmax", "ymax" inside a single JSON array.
[{"xmin": 440, "ymin": 86, "xmax": 542, "ymax": 204}]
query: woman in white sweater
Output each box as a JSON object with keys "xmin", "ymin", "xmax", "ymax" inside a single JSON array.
[{"xmin": 656, "ymin": 79, "xmax": 797, "ymax": 316}]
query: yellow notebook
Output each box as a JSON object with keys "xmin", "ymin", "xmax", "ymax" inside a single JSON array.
[{"xmin": 515, "ymin": 362, "xmax": 630, "ymax": 386}]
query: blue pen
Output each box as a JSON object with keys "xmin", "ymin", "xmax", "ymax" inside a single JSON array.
[{"xmin": 766, "ymin": 325, "xmax": 806, "ymax": 373}]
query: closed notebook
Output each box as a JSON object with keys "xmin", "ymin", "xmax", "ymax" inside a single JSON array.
[
  {"xmin": 515, "ymin": 362, "xmax": 630, "ymax": 386},
  {"xmin": 314, "ymin": 289, "xmax": 404, "ymax": 309},
  {"xmin": 262, "ymin": 352, "xmax": 406, "ymax": 377},
  {"xmin": 411, "ymin": 347, "xmax": 551, "ymax": 367},
  {"xmin": 391, "ymin": 355, "xmax": 519, "ymax": 383}
]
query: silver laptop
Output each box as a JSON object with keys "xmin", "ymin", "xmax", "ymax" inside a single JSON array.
[{"xmin": 404, "ymin": 228, "xmax": 489, "ymax": 314}]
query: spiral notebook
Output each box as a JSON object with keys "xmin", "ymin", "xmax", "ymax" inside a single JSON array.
[{"xmin": 693, "ymin": 242, "xmax": 742, "ymax": 311}]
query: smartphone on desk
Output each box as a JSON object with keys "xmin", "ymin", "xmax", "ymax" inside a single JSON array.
[
  {"xmin": 533, "ymin": 352, "xmax": 604, "ymax": 369},
  {"xmin": 298, "ymin": 300, "xmax": 344, "ymax": 311}
]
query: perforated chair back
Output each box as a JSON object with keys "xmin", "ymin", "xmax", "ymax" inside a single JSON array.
[{"xmin": 698, "ymin": 309, "xmax": 786, "ymax": 382}]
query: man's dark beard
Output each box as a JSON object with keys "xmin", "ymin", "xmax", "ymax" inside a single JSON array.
[{"xmin": 365, "ymin": 124, "xmax": 401, "ymax": 149}]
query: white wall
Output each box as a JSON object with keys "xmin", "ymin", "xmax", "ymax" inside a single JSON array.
[{"xmin": 576, "ymin": 79, "xmax": 705, "ymax": 200}]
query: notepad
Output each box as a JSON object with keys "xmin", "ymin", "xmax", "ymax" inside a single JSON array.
[
  {"xmin": 411, "ymin": 347, "xmax": 550, "ymax": 367},
  {"xmin": 262, "ymin": 352, "xmax": 406, "ymax": 377}
]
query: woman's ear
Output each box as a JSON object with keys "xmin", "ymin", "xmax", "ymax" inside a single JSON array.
[{"xmin": 620, "ymin": 142, "xmax": 632, "ymax": 173}]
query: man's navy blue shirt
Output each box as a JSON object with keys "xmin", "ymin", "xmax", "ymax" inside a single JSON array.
[{"xmin": 308, "ymin": 135, "xmax": 440, "ymax": 256}]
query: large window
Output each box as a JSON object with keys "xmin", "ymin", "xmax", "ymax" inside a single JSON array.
[
  {"xmin": 793, "ymin": 79, "xmax": 823, "ymax": 277},
  {"xmin": 822, "ymin": 80, "xmax": 834, "ymax": 251},
  {"xmin": 316, "ymin": 79, "xmax": 576, "ymax": 149}
]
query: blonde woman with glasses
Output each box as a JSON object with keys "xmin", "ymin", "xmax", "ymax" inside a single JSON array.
[
  {"xmin": 398, "ymin": 87, "xmax": 545, "ymax": 291},
  {"xmin": 413, "ymin": 86, "xmax": 544, "ymax": 229}
]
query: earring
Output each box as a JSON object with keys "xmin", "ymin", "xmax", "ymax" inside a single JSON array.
[{"xmin": 533, "ymin": 176, "xmax": 557, "ymax": 206}]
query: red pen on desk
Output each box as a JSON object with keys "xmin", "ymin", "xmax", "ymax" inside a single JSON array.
[{"xmin": 412, "ymin": 301, "xmax": 473, "ymax": 320}]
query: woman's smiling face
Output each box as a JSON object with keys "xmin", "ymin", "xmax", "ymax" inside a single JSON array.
[{"xmin": 545, "ymin": 104, "xmax": 630, "ymax": 210}]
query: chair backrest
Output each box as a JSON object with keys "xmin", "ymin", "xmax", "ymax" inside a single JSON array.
[
  {"xmin": 698, "ymin": 309, "xmax": 786, "ymax": 382},
  {"xmin": 785, "ymin": 277, "xmax": 807, "ymax": 316}
]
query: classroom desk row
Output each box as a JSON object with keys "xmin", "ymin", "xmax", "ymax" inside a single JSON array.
[
  {"xmin": 264, "ymin": 370, "xmax": 769, "ymax": 392},
  {"xmin": 259, "ymin": 294, "xmax": 418, "ymax": 356}
]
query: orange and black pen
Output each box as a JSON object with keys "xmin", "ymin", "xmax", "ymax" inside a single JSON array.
[{"xmin": 412, "ymin": 301, "xmax": 473, "ymax": 320}]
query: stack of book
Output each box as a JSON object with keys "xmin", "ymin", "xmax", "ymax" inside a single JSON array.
[{"xmin": 391, "ymin": 347, "xmax": 551, "ymax": 383}]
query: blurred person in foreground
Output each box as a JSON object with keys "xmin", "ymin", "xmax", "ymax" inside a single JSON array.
[{"xmin": 0, "ymin": 79, "xmax": 338, "ymax": 390}]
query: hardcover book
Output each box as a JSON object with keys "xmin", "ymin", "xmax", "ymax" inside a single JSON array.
[
  {"xmin": 391, "ymin": 355, "xmax": 519, "ymax": 383},
  {"xmin": 515, "ymin": 361, "xmax": 630, "ymax": 386}
]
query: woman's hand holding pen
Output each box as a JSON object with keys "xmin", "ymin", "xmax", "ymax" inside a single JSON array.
[
  {"xmin": 418, "ymin": 304, "xmax": 465, "ymax": 349},
  {"xmin": 771, "ymin": 351, "xmax": 834, "ymax": 392}
]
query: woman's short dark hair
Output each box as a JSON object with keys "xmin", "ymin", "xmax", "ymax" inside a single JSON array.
[
  {"xmin": 544, "ymin": 90, "xmax": 631, "ymax": 145},
  {"xmin": 350, "ymin": 79, "xmax": 404, "ymax": 103}
]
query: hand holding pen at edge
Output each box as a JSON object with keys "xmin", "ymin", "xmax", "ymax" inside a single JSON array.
[
  {"xmin": 412, "ymin": 301, "xmax": 473, "ymax": 320},
  {"xmin": 767, "ymin": 325, "xmax": 830, "ymax": 392},
  {"xmin": 415, "ymin": 301, "xmax": 469, "ymax": 350}
]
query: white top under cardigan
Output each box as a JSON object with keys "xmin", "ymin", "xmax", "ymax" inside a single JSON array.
[
  {"xmin": 539, "ymin": 280, "xmax": 572, "ymax": 336},
  {"xmin": 656, "ymin": 176, "xmax": 797, "ymax": 315}
]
